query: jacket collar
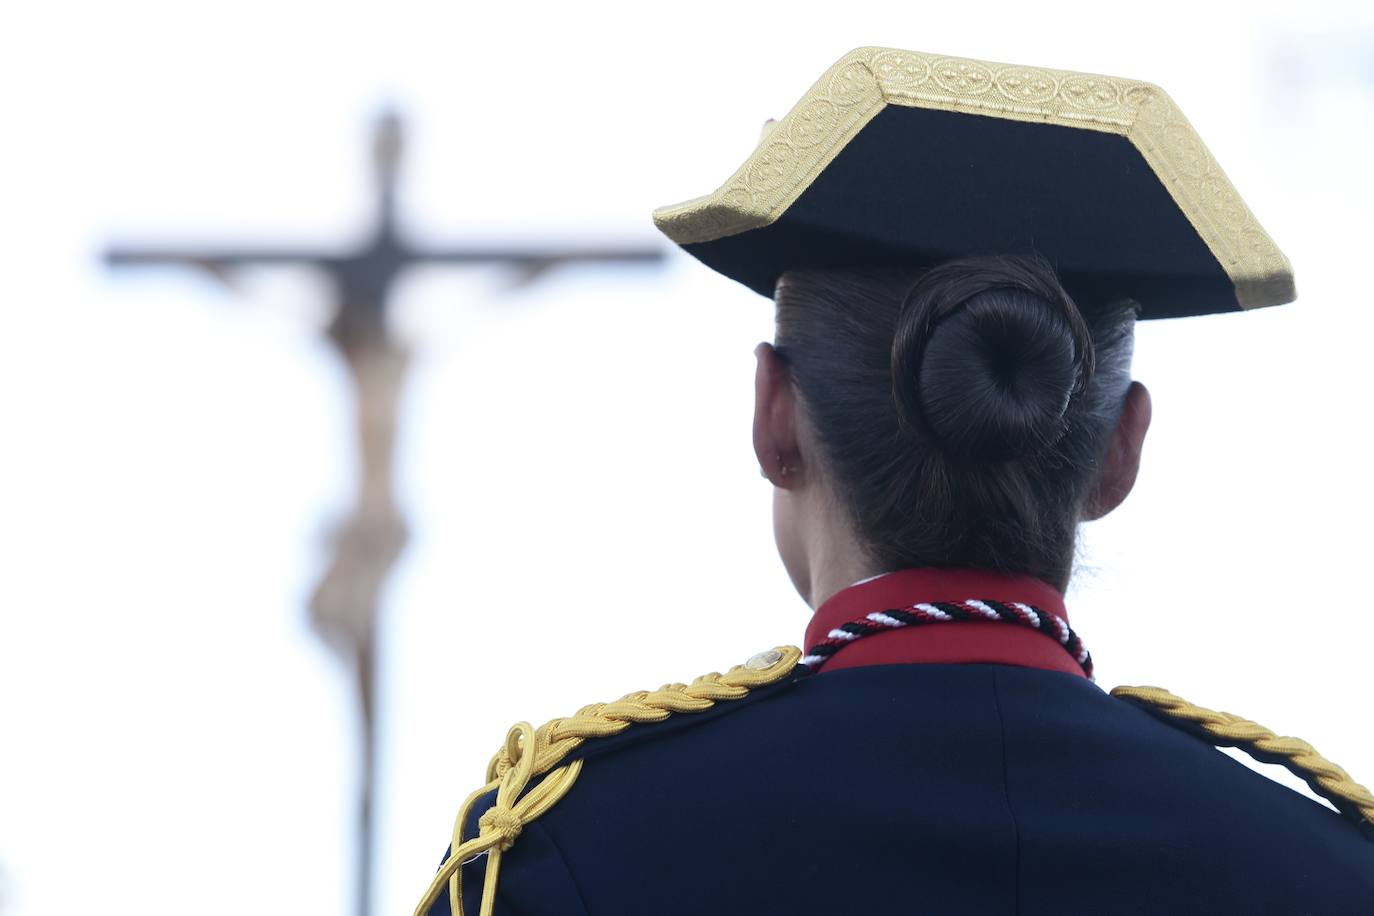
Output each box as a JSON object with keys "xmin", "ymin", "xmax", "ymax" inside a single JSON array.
[{"xmin": 802, "ymin": 567, "xmax": 1086, "ymax": 678}]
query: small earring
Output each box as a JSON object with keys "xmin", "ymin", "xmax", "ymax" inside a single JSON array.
[{"xmin": 761, "ymin": 456, "xmax": 797, "ymax": 479}]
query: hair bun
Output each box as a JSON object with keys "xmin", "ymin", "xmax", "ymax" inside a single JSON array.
[{"xmin": 890, "ymin": 253, "xmax": 1096, "ymax": 463}]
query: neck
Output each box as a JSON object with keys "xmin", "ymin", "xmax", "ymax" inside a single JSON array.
[
  {"xmin": 792, "ymin": 482, "xmax": 1076, "ymax": 606},
  {"xmin": 801, "ymin": 512, "xmax": 884, "ymax": 611},
  {"xmin": 808, "ymin": 562, "xmax": 884, "ymax": 611},
  {"xmin": 779, "ymin": 473, "xmax": 887, "ymax": 610}
]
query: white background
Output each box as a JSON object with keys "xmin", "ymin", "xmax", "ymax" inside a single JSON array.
[{"xmin": 1, "ymin": 2, "xmax": 1371, "ymax": 914}]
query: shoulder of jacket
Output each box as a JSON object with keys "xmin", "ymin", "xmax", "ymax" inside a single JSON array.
[
  {"xmin": 1110, "ymin": 684, "xmax": 1374, "ymax": 841},
  {"xmin": 413, "ymin": 645, "xmax": 805, "ymax": 916}
]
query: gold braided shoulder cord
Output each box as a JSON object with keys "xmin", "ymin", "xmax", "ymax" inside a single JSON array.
[
  {"xmin": 413, "ymin": 646, "xmax": 803, "ymax": 916},
  {"xmin": 1111, "ymin": 686, "xmax": 1374, "ymax": 829}
]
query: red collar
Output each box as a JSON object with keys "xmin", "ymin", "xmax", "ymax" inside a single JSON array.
[{"xmin": 801, "ymin": 567, "xmax": 1086, "ymax": 678}]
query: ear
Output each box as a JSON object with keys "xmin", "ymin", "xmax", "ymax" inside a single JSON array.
[
  {"xmin": 1083, "ymin": 381, "xmax": 1152, "ymax": 521},
  {"xmin": 753, "ymin": 342, "xmax": 801, "ymax": 488}
]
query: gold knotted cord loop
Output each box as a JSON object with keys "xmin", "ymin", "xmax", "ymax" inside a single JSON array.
[
  {"xmin": 413, "ymin": 645, "xmax": 802, "ymax": 916},
  {"xmin": 411, "ymin": 721, "xmax": 585, "ymax": 916},
  {"xmin": 1112, "ymin": 685, "xmax": 1374, "ymax": 829}
]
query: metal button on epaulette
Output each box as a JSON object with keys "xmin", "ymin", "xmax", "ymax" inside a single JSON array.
[{"xmin": 745, "ymin": 648, "xmax": 783, "ymax": 670}]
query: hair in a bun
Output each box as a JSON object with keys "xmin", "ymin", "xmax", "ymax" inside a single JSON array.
[
  {"xmin": 889, "ymin": 254, "xmax": 1096, "ymax": 463},
  {"xmin": 772, "ymin": 252, "xmax": 1138, "ymax": 589}
]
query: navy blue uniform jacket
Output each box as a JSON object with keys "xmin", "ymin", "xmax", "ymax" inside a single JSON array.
[{"xmin": 425, "ymin": 568, "xmax": 1373, "ymax": 914}]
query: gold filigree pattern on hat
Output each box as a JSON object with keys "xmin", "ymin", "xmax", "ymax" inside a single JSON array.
[{"xmin": 652, "ymin": 46, "xmax": 1292, "ymax": 310}]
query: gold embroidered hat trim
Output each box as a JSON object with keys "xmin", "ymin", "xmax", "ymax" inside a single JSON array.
[{"xmin": 652, "ymin": 46, "xmax": 1293, "ymax": 314}]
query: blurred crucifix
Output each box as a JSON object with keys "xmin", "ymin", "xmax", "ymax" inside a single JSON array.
[{"xmin": 106, "ymin": 110, "xmax": 664, "ymax": 916}]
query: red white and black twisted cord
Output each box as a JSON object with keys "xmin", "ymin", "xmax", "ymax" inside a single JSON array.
[{"xmin": 800, "ymin": 599, "xmax": 1093, "ymax": 680}]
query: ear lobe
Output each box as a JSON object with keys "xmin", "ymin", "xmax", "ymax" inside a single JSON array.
[
  {"xmin": 1083, "ymin": 381, "xmax": 1152, "ymax": 521},
  {"xmin": 752, "ymin": 342, "xmax": 800, "ymax": 487}
]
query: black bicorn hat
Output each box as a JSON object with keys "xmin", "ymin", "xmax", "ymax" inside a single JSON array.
[{"xmin": 652, "ymin": 47, "xmax": 1294, "ymax": 320}]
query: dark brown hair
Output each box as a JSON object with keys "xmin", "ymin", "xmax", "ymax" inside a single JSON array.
[{"xmin": 773, "ymin": 252, "xmax": 1139, "ymax": 590}]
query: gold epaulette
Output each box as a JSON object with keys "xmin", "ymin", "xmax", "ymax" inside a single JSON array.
[
  {"xmin": 413, "ymin": 645, "xmax": 803, "ymax": 916},
  {"xmin": 1111, "ymin": 685, "xmax": 1374, "ymax": 834}
]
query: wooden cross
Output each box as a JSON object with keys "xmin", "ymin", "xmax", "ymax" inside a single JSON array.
[{"xmin": 106, "ymin": 109, "xmax": 664, "ymax": 916}]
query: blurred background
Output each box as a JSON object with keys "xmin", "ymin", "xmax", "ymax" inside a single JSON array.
[{"xmin": 1, "ymin": 2, "xmax": 1371, "ymax": 914}]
